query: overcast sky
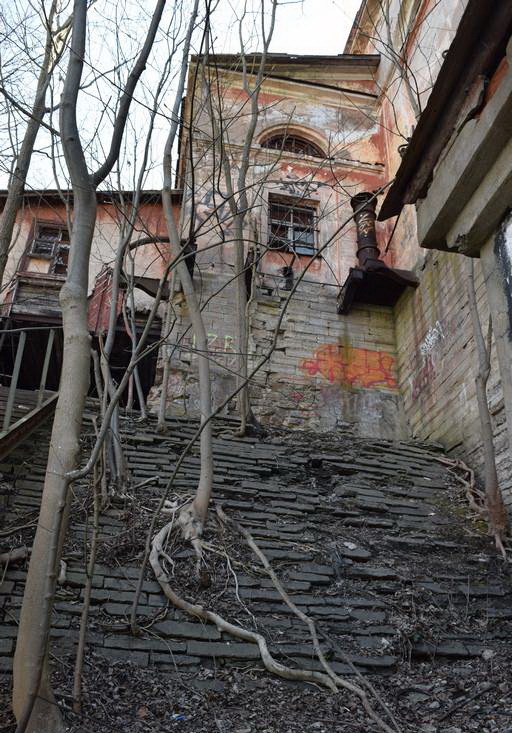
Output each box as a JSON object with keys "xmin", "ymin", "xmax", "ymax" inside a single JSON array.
[{"xmin": 213, "ymin": 0, "xmax": 362, "ymax": 55}]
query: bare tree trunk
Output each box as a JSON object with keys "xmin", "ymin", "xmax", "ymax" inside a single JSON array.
[
  {"xmin": 466, "ymin": 259, "xmax": 508, "ymax": 554},
  {"xmin": 157, "ymin": 297, "xmax": 175, "ymax": 432},
  {"xmin": 0, "ymin": 2, "xmax": 69, "ymax": 287},
  {"xmin": 166, "ymin": 205, "xmax": 213, "ymax": 531},
  {"xmin": 12, "ymin": 1, "xmax": 166, "ymax": 728},
  {"xmin": 204, "ymin": 2, "xmax": 277, "ymax": 433},
  {"xmin": 72, "ymin": 452, "xmax": 101, "ymax": 713},
  {"xmin": 125, "ymin": 263, "xmax": 148, "ymax": 417},
  {"xmin": 12, "ymin": 4, "xmax": 95, "ymax": 728},
  {"xmin": 162, "ymin": 0, "xmax": 210, "ymax": 532},
  {"xmin": 233, "ymin": 215, "xmax": 250, "ymax": 432}
]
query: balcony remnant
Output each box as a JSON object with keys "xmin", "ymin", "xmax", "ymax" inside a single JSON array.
[{"xmin": 337, "ymin": 192, "xmax": 418, "ymax": 314}]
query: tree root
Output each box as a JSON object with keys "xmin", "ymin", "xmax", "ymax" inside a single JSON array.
[
  {"xmin": 435, "ymin": 456, "xmax": 508, "ymax": 559},
  {"xmin": 177, "ymin": 502, "xmax": 204, "ymax": 576},
  {"xmin": 150, "ymin": 518, "xmax": 399, "ymax": 733},
  {"xmin": 216, "ymin": 506, "xmax": 401, "ymax": 733}
]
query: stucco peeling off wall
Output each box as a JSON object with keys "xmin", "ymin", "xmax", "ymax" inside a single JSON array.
[
  {"xmin": 149, "ymin": 282, "xmax": 407, "ymax": 440},
  {"xmin": 248, "ymin": 285, "xmax": 407, "ymax": 440}
]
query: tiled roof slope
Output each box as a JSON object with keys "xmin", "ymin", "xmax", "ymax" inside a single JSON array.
[{"xmin": 1, "ymin": 411, "xmax": 511, "ymax": 684}]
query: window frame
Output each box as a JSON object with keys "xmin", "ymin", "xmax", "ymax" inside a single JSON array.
[
  {"xmin": 261, "ymin": 133, "xmax": 326, "ymax": 159},
  {"xmin": 267, "ymin": 194, "xmax": 318, "ymax": 257},
  {"xmin": 26, "ymin": 220, "xmax": 71, "ymax": 276}
]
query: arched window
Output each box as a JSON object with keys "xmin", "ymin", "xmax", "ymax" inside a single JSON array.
[{"xmin": 261, "ymin": 133, "xmax": 325, "ymax": 159}]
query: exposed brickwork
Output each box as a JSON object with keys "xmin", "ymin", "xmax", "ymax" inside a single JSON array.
[
  {"xmin": 149, "ymin": 274, "xmax": 405, "ymax": 439},
  {"xmin": 394, "ymin": 250, "xmax": 512, "ymax": 507}
]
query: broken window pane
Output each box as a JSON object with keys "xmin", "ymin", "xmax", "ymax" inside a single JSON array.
[
  {"xmin": 29, "ymin": 222, "xmax": 71, "ymax": 275},
  {"xmin": 261, "ymin": 134, "xmax": 325, "ymax": 158}
]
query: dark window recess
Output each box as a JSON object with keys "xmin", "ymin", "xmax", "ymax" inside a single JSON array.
[
  {"xmin": 268, "ymin": 196, "xmax": 317, "ymax": 256},
  {"xmin": 30, "ymin": 223, "xmax": 70, "ymax": 275},
  {"xmin": 261, "ymin": 134, "xmax": 325, "ymax": 158}
]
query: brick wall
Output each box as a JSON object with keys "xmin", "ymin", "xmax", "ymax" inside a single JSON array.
[
  {"xmin": 149, "ymin": 271, "xmax": 406, "ymax": 441},
  {"xmin": 394, "ymin": 249, "xmax": 512, "ymax": 507}
]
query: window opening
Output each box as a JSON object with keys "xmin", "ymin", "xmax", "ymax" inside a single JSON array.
[
  {"xmin": 30, "ymin": 222, "xmax": 70, "ymax": 275},
  {"xmin": 268, "ymin": 195, "xmax": 317, "ymax": 256},
  {"xmin": 261, "ymin": 134, "xmax": 325, "ymax": 159}
]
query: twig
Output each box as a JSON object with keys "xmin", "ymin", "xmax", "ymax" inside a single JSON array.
[
  {"xmin": 0, "ymin": 545, "xmax": 30, "ymax": 567},
  {"xmin": 0, "ymin": 520, "xmax": 37, "ymax": 538},
  {"xmin": 131, "ymin": 476, "xmax": 160, "ymax": 491},
  {"xmin": 438, "ymin": 681, "xmax": 494, "ymax": 722}
]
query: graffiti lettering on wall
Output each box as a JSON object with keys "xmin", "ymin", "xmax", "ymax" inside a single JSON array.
[
  {"xmin": 419, "ymin": 320, "xmax": 445, "ymax": 360},
  {"xmin": 411, "ymin": 354, "xmax": 435, "ymax": 401},
  {"xmin": 279, "ymin": 175, "xmax": 329, "ymax": 198},
  {"xmin": 193, "ymin": 189, "xmax": 234, "ymax": 238},
  {"xmin": 300, "ymin": 343, "xmax": 398, "ymax": 390},
  {"xmin": 280, "ymin": 382, "xmax": 345, "ymax": 421},
  {"xmin": 411, "ymin": 320, "xmax": 446, "ymax": 399},
  {"xmin": 181, "ymin": 331, "xmax": 236, "ymax": 368},
  {"xmin": 410, "ymin": 310, "xmax": 472, "ymax": 399},
  {"xmin": 278, "ymin": 381, "xmax": 400, "ymax": 437}
]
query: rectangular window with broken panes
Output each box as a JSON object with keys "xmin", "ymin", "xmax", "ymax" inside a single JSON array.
[
  {"xmin": 30, "ymin": 222, "xmax": 70, "ymax": 275},
  {"xmin": 268, "ymin": 195, "xmax": 317, "ymax": 256}
]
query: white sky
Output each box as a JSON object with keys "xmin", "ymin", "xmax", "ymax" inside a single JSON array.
[{"xmin": 213, "ymin": 0, "xmax": 362, "ymax": 55}]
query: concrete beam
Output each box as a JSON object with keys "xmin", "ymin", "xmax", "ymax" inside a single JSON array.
[{"xmin": 416, "ymin": 41, "xmax": 512, "ymax": 254}]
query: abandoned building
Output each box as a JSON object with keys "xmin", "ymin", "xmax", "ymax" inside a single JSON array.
[
  {"xmin": 0, "ymin": 189, "xmax": 181, "ymax": 406},
  {"xmin": 1, "ymin": 0, "xmax": 512, "ymax": 730}
]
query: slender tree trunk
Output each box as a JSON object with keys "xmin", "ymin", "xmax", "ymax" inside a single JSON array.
[
  {"xmin": 466, "ymin": 259, "xmax": 507, "ymax": 551},
  {"xmin": 204, "ymin": 2, "xmax": 277, "ymax": 433},
  {"xmin": 13, "ymin": 190, "xmax": 96, "ymax": 733},
  {"xmin": 157, "ymin": 297, "xmax": 175, "ymax": 432},
  {"xmin": 162, "ymin": 192, "xmax": 212, "ymax": 528},
  {"xmin": 13, "ymin": 0, "xmax": 165, "ymax": 726},
  {"xmin": 161, "ymin": 0, "xmax": 209, "ymax": 529},
  {"xmin": 0, "ymin": 2, "xmax": 66, "ymax": 287},
  {"xmin": 72, "ymin": 455, "xmax": 101, "ymax": 714},
  {"xmin": 13, "ymin": 5, "xmax": 95, "ymax": 724},
  {"xmin": 13, "ymin": 57, "xmax": 96, "ymax": 727},
  {"xmin": 233, "ymin": 215, "xmax": 250, "ymax": 431}
]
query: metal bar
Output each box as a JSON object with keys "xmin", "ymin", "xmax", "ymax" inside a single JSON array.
[
  {"xmin": 37, "ymin": 328, "xmax": 55, "ymax": 408},
  {"xmin": 3, "ymin": 330, "xmax": 26, "ymax": 432}
]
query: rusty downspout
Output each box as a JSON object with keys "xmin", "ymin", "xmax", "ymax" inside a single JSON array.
[{"xmin": 350, "ymin": 192, "xmax": 386, "ymax": 270}]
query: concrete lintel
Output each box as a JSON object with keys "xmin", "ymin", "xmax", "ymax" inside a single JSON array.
[
  {"xmin": 416, "ymin": 51, "xmax": 512, "ymax": 253},
  {"xmin": 445, "ymin": 137, "xmax": 512, "ymax": 255}
]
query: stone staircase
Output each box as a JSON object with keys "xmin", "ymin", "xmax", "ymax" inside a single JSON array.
[{"xmin": 1, "ymin": 410, "xmax": 511, "ymax": 685}]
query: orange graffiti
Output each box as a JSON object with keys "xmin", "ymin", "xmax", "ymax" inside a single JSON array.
[{"xmin": 300, "ymin": 343, "xmax": 397, "ymax": 390}]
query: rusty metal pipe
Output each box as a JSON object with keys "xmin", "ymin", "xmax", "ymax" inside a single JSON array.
[{"xmin": 350, "ymin": 192, "xmax": 382, "ymax": 270}]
